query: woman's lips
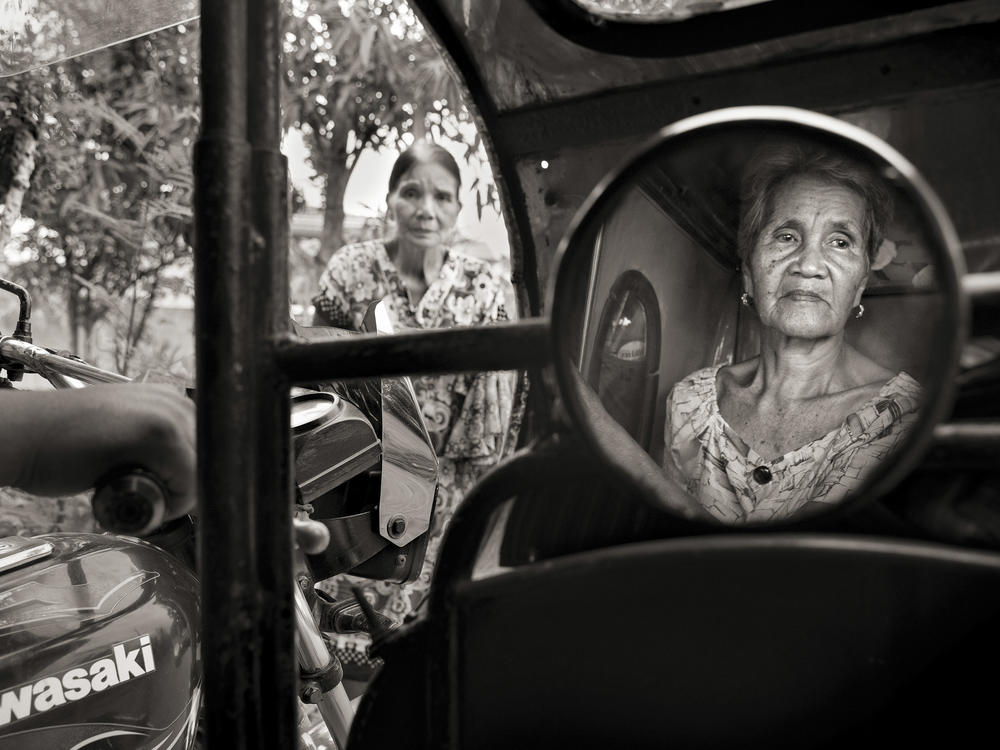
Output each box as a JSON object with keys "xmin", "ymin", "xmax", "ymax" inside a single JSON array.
[{"xmin": 782, "ymin": 290, "xmax": 824, "ymax": 301}]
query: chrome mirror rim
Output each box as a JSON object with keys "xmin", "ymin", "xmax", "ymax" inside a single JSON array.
[{"xmin": 548, "ymin": 105, "xmax": 968, "ymax": 528}]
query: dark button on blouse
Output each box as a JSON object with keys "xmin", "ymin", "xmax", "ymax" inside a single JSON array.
[{"xmin": 752, "ymin": 465, "xmax": 773, "ymax": 484}]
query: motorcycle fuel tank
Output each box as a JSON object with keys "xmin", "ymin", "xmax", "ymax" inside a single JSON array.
[{"xmin": 0, "ymin": 533, "xmax": 201, "ymax": 749}]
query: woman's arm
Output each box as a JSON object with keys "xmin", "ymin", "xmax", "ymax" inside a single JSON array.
[{"xmin": 1, "ymin": 384, "xmax": 196, "ymax": 521}]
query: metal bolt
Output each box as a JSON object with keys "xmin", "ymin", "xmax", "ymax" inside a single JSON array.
[
  {"xmin": 395, "ymin": 554, "xmax": 406, "ymax": 568},
  {"xmin": 387, "ymin": 515, "xmax": 406, "ymax": 538}
]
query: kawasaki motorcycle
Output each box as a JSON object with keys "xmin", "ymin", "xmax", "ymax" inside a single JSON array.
[{"xmin": 0, "ymin": 283, "xmax": 435, "ymax": 750}]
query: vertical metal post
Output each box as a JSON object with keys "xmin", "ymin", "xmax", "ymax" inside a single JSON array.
[
  {"xmin": 248, "ymin": 0, "xmax": 296, "ymax": 746},
  {"xmin": 194, "ymin": 0, "xmax": 293, "ymax": 747}
]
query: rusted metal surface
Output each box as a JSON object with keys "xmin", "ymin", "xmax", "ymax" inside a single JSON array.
[
  {"xmin": 490, "ymin": 21, "xmax": 1000, "ymax": 161},
  {"xmin": 275, "ymin": 318, "xmax": 551, "ymax": 384}
]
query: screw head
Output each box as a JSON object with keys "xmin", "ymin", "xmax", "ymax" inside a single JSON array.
[{"xmin": 387, "ymin": 515, "xmax": 406, "ymax": 538}]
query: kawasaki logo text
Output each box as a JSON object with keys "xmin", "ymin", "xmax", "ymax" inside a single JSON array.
[{"xmin": 0, "ymin": 635, "xmax": 155, "ymax": 726}]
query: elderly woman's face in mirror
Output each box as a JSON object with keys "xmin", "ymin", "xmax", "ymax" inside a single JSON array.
[
  {"xmin": 744, "ymin": 174, "xmax": 870, "ymax": 339},
  {"xmin": 557, "ymin": 121, "xmax": 951, "ymax": 527}
]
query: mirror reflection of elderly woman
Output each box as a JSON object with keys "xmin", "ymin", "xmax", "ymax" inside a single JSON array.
[{"xmin": 663, "ymin": 145, "xmax": 922, "ymax": 523}]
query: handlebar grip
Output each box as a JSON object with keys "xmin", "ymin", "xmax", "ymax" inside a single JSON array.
[
  {"xmin": 92, "ymin": 468, "xmax": 167, "ymax": 537},
  {"xmin": 293, "ymin": 517, "xmax": 331, "ymax": 555}
]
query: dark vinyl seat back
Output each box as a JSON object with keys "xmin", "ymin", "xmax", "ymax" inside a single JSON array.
[
  {"xmin": 349, "ymin": 451, "xmax": 1000, "ymax": 749},
  {"xmin": 463, "ymin": 536, "xmax": 1000, "ymax": 748}
]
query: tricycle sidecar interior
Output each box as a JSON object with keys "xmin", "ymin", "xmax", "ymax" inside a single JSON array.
[{"xmin": 342, "ymin": 1, "xmax": 1000, "ymax": 748}]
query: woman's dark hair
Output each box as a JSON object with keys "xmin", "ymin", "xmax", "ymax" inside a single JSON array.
[
  {"xmin": 736, "ymin": 141, "xmax": 892, "ymax": 266},
  {"xmin": 387, "ymin": 140, "xmax": 462, "ymax": 194}
]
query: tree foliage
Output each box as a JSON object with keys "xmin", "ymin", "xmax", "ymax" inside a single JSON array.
[{"xmin": 1, "ymin": 23, "xmax": 199, "ymax": 373}]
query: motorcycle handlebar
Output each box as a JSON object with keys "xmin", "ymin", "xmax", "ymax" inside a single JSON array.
[
  {"xmin": 91, "ymin": 467, "xmax": 167, "ymax": 537},
  {"xmin": 91, "ymin": 467, "xmax": 334, "ymax": 552}
]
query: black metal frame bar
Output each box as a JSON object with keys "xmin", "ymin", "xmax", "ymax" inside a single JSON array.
[
  {"xmin": 196, "ymin": 0, "xmax": 298, "ymax": 746},
  {"xmin": 276, "ymin": 319, "xmax": 550, "ymax": 383}
]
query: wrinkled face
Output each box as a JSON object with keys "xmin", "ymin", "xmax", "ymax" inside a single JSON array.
[
  {"xmin": 744, "ymin": 174, "xmax": 870, "ymax": 339},
  {"xmin": 387, "ymin": 161, "xmax": 461, "ymax": 251}
]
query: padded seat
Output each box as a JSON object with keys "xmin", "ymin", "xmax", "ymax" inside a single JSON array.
[{"xmin": 350, "ymin": 512, "xmax": 1000, "ymax": 749}]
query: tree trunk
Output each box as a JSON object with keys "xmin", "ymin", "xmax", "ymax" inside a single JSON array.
[
  {"xmin": 318, "ymin": 125, "xmax": 353, "ymax": 268},
  {"xmin": 80, "ymin": 287, "xmax": 95, "ymax": 362},
  {"xmin": 321, "ymin": 173, "xmax": 347, "ymax": 268},
  {"xmin": 66, "ymin": 244, "xmax": 81, "ymax": 354},
  {"xmin": 120, "ymin": 277, "xmax": 160, "ymax": 375},
  {"xmin": 411, "ymin": 105, "xmax": 428, "ymax": 140},
  {"xmin": 0, "ymin": 117, "xmax": 39, "ymax": 251}
]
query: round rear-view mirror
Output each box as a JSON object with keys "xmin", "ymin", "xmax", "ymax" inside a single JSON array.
[{"xmin": 550, "ymin": 106, "xmax": 966, "ymax": 528}]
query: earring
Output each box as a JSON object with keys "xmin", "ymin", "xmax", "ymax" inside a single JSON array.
[
  {"xmin": 854, "ymin": 303, "xmax": 865, "ymax": 319},
  {"xmin": 740, "ymin": 292, "xmax": 753, "ymax": 308}
]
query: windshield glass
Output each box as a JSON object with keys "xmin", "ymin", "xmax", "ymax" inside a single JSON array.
[{"xmin": 0, "ymin": 0, "xmax": 197, "ymax": 79}]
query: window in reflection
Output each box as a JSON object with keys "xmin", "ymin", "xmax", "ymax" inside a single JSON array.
[{"xmin": 589, "ymin": 270, "xmax": 660, "ymax": 450}]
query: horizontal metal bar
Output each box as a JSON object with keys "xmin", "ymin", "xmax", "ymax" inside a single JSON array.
[
  {"xmin": 275, "ymin": 318, "xmax": 551, "ymax": 383},
  {"xmin": 963, "ymin": 271, "xmax": 1000, "ymax": 298},
  {"xmin": 932, "ymin": 421, "xmax": 1000, "ymax": 443},
  {"xmin": 0, "ymin": 337, "xmax": 130, "ymax": 385},
  {"xmin": 924, "ymin": 421, "xmax": 1000, "ymax": 468}
]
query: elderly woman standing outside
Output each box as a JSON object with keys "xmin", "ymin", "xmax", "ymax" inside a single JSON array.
[
  {"xmin": 311, "ymin": 141, "xmax": 519, "ymax": 643},
  {"xmin": 663, "ymin": 144, "xmax": 921, "ymax": 524}
]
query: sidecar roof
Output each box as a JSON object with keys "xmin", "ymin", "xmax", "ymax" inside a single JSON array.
[{"xmin": 428, "ymin": 0, "xmax": 999, "ymax": 115}]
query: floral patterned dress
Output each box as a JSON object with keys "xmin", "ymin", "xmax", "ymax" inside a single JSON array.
[
  {"xmin": 311, "ymin": 239, "xmax": 520, "ymax": 667},
  {"xmin": 663, "ymin": 364, "xmax": 922, "ymax": 524}
]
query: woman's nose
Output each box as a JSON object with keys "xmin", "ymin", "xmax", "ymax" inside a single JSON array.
[
  {"xmin": 791, "ymin": 238, "xmax": 827, "ymax": 277},
  {"xmin": 416, "ymin": 193, "xmax": 435, "ymax": 217}
]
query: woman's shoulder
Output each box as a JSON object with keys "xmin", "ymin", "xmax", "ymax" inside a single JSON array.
[
  {"xmin": 326, "ymin": 239, "xmax": 387, "ymax": 266},
  {"xmin": 450, "ymin": 237, "xmax": 507, "ymax": 264},
  {"xmin": 668, "ymin": 364, "xmax": 723, "ymax": 405},
  {"xmin": 665, "ymin": 364, "xmax": 722, "ymax": 447},
  {"xmin": 880, "ymin": 370, "xmax": 923, "ymax": 412},
  {"xmin": 445, "ymin": 247, "xmax": 508, "ymax": 278}
]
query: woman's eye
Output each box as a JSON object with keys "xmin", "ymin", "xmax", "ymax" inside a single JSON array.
[
  {"xmin": 829, "ymin": 237, "xmax": 851, "ymax": 250},
  {"xmin": 436, "ymin": 192, "xmax": 454, "ymax": 203},
  {"xmin": 775, "ymin": 232, "xmax": 797, "ymax": 243},
  {"xmin": 402, "ymin": 188, "xmax": 418, "ymax": 199}
]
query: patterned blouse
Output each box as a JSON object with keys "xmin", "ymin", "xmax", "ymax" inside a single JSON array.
[
  {"xmin": 312, "ymin": 238, "xmax": 517, "ymax": 459},
  {"xmin": 662, "ymin": 365, "xmax": 922, "ymax": 524},
  {"xmin": 311, "ymin": 239, "xmax": 520, "ymax": 667}
]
